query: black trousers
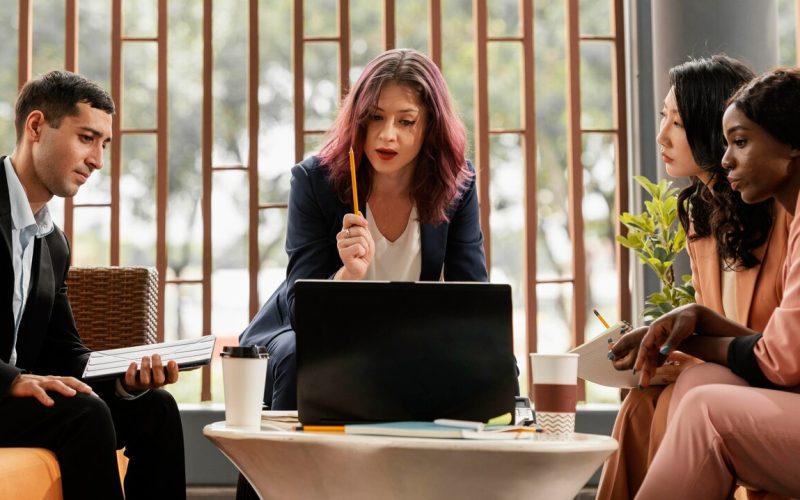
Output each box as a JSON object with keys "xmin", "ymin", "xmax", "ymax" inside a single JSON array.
[{"xmin": 0, "ymin": 388, "xmax": 185, "ymax": 500}]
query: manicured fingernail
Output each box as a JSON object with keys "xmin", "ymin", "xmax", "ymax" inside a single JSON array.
[
  {"xmin": 607, "ymin": 352, "xmax": 616, "ymax": 360},
  {"xmin": 659, "ymin": 345, "xmax": 670, "ymax": 355}
]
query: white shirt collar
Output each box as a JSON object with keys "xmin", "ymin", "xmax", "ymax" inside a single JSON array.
[{"xmin": 4, "ymin": 156, "xmax": 54, "ymax": 239}]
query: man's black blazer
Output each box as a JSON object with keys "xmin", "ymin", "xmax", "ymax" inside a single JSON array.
[
  {"xmin": 0, "ymin": 157, "xmax": 91, "ymax": 395},
  {"xmin": 240, "ymin": 155, "xmax": 489, "ymax": 349}
]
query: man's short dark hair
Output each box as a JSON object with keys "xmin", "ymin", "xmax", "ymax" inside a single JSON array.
[{"xmin": 14, "ymin": 70, "xmax": 115, "ymax": 143}]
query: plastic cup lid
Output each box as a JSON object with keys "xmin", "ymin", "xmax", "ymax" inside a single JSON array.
[{"xmin": 220, "ymin": 346, "xmax": 269, "ymax": 359}]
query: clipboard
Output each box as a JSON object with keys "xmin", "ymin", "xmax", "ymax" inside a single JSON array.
[
  {"xmin": 570, "ymin": 322, "xmax": 667, "ymax": 388},
  {"xmin": 82, "ymin": 335, "xmax": 216, "ymax": 381}
]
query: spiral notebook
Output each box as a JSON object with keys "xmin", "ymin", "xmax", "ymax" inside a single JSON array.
[
  {"xmin": 82, "ymin": 335, "xmax": 216, "ymax": 380},
  {"xmin": 570, "ymin": 321, "xmax": 667, "ymax": 388}
]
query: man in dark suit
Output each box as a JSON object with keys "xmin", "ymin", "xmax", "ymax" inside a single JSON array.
[{"xmin": 0, "ymin": 71, "xmax": 185, "ymax": 499}]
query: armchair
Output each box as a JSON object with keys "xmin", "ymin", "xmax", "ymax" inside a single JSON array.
[{"xmin": 0, "ymin": 266, "xmax": 158, "ymax": 500}]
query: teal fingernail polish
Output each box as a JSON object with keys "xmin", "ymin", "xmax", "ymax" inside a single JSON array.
[
  {"xmin": 607, "ymin": 352, "xmax": 616, "ymax": 360},
  {"xmin": 659, "ymin": 345, "xmax": 670, "ymax": 355}
]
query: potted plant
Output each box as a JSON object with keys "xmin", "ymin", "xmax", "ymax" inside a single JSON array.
[{"xmin": 616, "ymin": 176, "xmax": 695, "ymax": 321}]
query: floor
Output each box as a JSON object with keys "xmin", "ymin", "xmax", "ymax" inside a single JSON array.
[{"xmin": 186, "ymin": 486, "xmax": 599, "ymax": 499}]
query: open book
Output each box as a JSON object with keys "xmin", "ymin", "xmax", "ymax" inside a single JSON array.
[
  {"xmin": 82, "ymin": 335, "xmax": 216, "ymax": 380},
  {"xmin": 570, "ymin": 321, "xmax": 667, "ymax": 388}
]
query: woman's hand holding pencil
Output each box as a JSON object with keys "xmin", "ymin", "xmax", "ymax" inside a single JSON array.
[{"xmin": 335, "ymin": 146, "xmax": 373, "ymax": 280}]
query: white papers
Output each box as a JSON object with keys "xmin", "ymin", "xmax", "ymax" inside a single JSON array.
[
  {"xmin": 82, "ymin": 335, "xmax": 216, "ymax": 380},
  {"xmin": 570, "ymin": 322, "xmax": 667, "ymax": 388}
]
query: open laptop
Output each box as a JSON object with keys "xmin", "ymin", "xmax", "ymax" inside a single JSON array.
[{"xmin": 294, "ymin": 280, "xmax": 517, "ymax": 425}]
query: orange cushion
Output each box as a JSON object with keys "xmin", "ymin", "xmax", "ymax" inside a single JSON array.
[
  {"xmin": 0, "ymin": 448, "xmax": 128, "ymax": 500},
  {"xmin": 0, "ymin": 448, "xmax": 62, "ymax": 500}
]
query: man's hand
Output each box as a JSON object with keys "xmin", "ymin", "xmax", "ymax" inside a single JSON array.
[
  {"xmin": 121, "ymin": 354, "xmax": 180, "ymax": 392},
  {"xmin": 8, "ymin": 373, "xmax": 94, "ymax": 406}
]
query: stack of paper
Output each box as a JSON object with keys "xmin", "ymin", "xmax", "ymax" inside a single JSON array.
[{"xmin": 261, "ymin": 410, "xmax": 299, "ymax": 431}]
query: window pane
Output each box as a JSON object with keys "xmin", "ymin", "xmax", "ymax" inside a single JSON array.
[
  {"xmin": 0, "ymin": 0, "xmax": 17, "ymax": 154},
  {"xmin": 79, "ymin": 0, "xmax": 112, "ymax": 92},
  {"xmin": 122, "ymin": 43, "xmax": 158, "ymax": 130},
  {"xmin": 304, "ymin": 44, "xmax": 339, "ymax": 131},
  {"xmin": 350, "ymin": 0, "xmax": 383, "ymax": 68},
  {"xmin": 488, "ymin": 0, "xmax": 520, "ymax": 38},
  {"xmin": 395, "ymin": 1, "xmax": 429, "ymax": 52},
  {"xmin": 579, "ymin": 0, "xmax": 610, "ymax": 36},
  {"xmin": 536, "ymin": 282, "xmax": 573, "ymax": 354},
  {"xmin": 580, "ymin": 42, "xmax": 613, "ymax": 130},
  {"xmin": 120, "ymin": 134, "xmax": 157, "ymax": 266},
  {"xmin": 32, "ymin": 0, "xmax": 65, "ymax": 76},
  {"xmin": 123, "ymin": 0, "xmax": 158, "ymax": 38},
  {"xmin": 212, "ymin": 170, "xmax": 249, "ymax": 336},
  {"xmin": 488, "ymin": 42, "xmax": 521, "ymax": 130},
  {"xmin": 213, "ymin": 0, "xmax": 248, "ymax": 166},
  {"xmin": 304, "ymin": 0, "xmax": 337, "ymax": 38},
  {"xmin": 258, "ymin": 208, "xmax": 289, "ymax": 305},
  {"xmin": 582, "ymin": 132, "xmax": 618, "ymax": 324},
  {"xmin": 259, "ymin": 0, "xmax": 294, "ymax": 202},
  {"xmin": 72, "ymin": 207, "xmax": 110, "ymax": 266}
]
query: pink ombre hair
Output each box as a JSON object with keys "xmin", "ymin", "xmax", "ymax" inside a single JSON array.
[{"xmin": 317, "ymin": 49, "xmax": 470, "ymax": 225}]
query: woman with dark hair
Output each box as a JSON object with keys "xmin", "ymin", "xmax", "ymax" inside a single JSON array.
[
  {"xmin": 631, "ymin": 67, "xmax": 800, "ymax": 500},
  {"xmin": 239, "ymin": 48, "xmax": 486, "ymax": 411},
  {"xmin": 597, "ymin": 55, "xmax": 791, "ymax": 500}
]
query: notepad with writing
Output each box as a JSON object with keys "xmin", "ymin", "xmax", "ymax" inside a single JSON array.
[
  {"xmin": 570, "ymin": 321, "xmax": 667, "ymax": 388},
  {"xmin": 82, "ymin": 335, "xmax": 216, "ymax": 380},
  {"xmin": 344, "ymin": 421, "xmax": 536, "ymax": 440}
]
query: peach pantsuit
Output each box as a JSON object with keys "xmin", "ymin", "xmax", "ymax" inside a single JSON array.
[
  {"xmin": 596, "ymin": 203, "xmax": 790, "ymax": 500},
  {"xmin": 636, "ymin": 192, "xmax": 800, "ymax": 498}
]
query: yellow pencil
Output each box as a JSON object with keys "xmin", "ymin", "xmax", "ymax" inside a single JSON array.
[
  {"xmin": 593, "ymin": 308, "xmax": 610, "ymax": 329},
  {"xmin": 299, "ymin": 425, "xmax": 346, "ymax": 433},
  {"xmin": 349, "ymin": 147, "xmax": 360, "ymax": 216}
]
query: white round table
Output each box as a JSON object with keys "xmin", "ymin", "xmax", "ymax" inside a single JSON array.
[{"xmin": 204, "ymin": 421, "xmax": 617, "ymax": 500}]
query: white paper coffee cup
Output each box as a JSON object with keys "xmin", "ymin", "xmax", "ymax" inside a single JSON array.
[
  {"xmin": 530, "ymin": 353, "xmax": 578, "ymax": 434},
  {"xmin": 221, "ymin": 346, "xmax": 269, "ymax": 429}
]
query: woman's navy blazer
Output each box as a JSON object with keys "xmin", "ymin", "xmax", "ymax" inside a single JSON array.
[{"xmin": 239, "ymin": 155, "xmax": 488, "ymax": 348}]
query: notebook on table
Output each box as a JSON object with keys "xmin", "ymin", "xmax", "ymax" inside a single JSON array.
[{"xmin": 293, "ymin": 280, "xmax": 517, "ymax": 425}]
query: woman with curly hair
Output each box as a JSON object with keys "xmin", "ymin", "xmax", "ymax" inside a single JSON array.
[
  {"xmin": 631, "ymin": 66, "xmax": 800, "ymax": 500},
  {"xmin": 597, "ymin": 55, "xmax": 791, "ymax": 500}
]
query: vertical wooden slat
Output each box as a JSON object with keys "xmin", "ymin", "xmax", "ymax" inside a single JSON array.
[
  {"xmin": 202, "ymin": 0, "xmax": 213, "ymax": 399},
  {"xmin": 110, "ymin": 0, "xmax": 122, "ymax": 267},
  {"xmin": 293, "ymin": 0, "xmax": 304, "ymax": 162},
  {"xmin": 18, "ymin": 0, "xmax": 32, "ymax": 90},
  {"xmin": 248, "ymin": 0, "xmax": 261, "ymax": 317},
  {"xmin": 428, "ymin": 0, "xmax": 442, "ymax": 68},
  {"xmin": 383, "ymin": 0, "xmax": 395, "ymax": 51},
  {"xmin": 565, "ymin": 0, "xmax": 586, "ymax": 399},
  {"xmin": 612, "ymin": 0, "xmax": 630, "ymax": 321},
  {"xmin": 338, "ymin": 0, "xmax": 350, "ymax": 98},
  {"xmin": 64, "ymin": 0, "xmax": 79, "ymax": 244},
  {"xmin": 521, "ymin": 0, "xmax": 538, "ymax": 383},
  {"xmin": 157, "ymin": 0, "xmax": 169, "ymax": 347},
  {"xmin": 65, "ymin": 0, "xmax": 79, "ymax": 72},
  {"xmin": 473, "ymin": 0, "xmax": 491, "ymax": 270}
]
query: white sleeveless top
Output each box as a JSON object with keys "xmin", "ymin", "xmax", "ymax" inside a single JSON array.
[{"xmin": 364, "ymin": 203, "xmax": 422, "ymax": 281}]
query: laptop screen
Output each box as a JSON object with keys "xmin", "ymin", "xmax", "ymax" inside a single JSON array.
[{"xmin": 294, "ymin": 280, "xmax": 517, "ymax": 424}]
